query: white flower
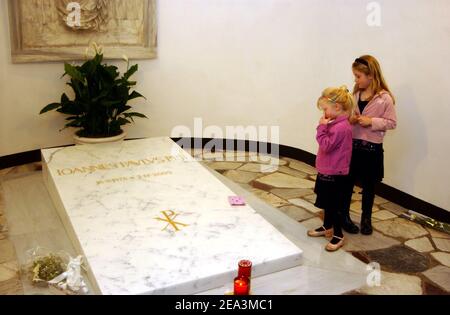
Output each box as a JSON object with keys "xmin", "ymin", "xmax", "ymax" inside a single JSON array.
[{"xmin": 92, "ymin": 42, "xmax": 99, "ymax": 53}]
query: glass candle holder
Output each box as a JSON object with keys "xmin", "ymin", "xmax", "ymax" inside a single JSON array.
[
  {"xmin": 238, "ymin": 260, "xmax": 252, "ymax": 279},
  {"xmin": 233, "ymin": 276, "xmax": 250, "ymax": 296}
]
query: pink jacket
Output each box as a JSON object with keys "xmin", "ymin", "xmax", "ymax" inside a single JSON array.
[
  {"xmin": 316, "ymin": 115, "xmax": 353, "ymax": 176},
  {"xmin": 352, "ymin": 91, "xmax": 397, "ymax": 144}
]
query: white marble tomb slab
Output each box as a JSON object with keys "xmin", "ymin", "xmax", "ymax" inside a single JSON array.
[{"xmin": 41, "ymin": 137, "xmax": 302, "ymax": 295}]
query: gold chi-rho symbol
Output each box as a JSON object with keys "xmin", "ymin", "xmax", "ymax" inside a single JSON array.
[{"xmin": 154, "ymin": 210, "xmax": 189, "ymax": 232}]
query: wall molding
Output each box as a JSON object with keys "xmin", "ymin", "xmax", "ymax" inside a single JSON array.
[{"xmin": 1, "ymin": 137, "xmax": 448, "ymax": 223}]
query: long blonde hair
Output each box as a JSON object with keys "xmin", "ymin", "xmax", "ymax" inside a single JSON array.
[
  {"xmin": 317, "ymin": 85, "xmax": 356, "ymax": 115},
  {"xmin": 352, "ymin": 55, "xmax": 396, "ymax": 104}
]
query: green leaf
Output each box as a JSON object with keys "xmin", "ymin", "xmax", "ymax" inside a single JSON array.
[
  {"xmin": 65, "ymin": 120, "xmax": 83, "ymax": 128},
  {"xmin": 92, "ymin": 53, "xmax": 103, "ymax": 66},
  {"xmin": 128, "ymin": 91, "xmax": 146, "ymax": 100},
  {"xmin": 64, "ymin": 63, "xmax": 85, "ymax": 83},
  {"xmin": 101, "ymin": 99, "xmax": 124, "ymax": 107},
  {"xmin": 116, "ymin": 105, "xmax": 132, "ymax": 115},
  {"xmin": 125, "ymin": 112, "xmax": 148, "ymax": 119},
  {"xmin": 40, "ymin": 103, "xmax": 60, "ymax": 114},
  {"xmin": 117, "ymin": 117, "xmax": 131, "ymax": 126},
  {"xmin": 123, "ymin": 64, "xmax": 138, "ymax": 80}
]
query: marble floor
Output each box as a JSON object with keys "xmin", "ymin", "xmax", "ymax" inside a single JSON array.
[{"xmin": 0, "ymin": 150, "xmax": 449, "ymax": 295}]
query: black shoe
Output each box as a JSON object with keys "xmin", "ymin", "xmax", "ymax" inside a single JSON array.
[
  {"xmin": 360, "ymin": 216, "xmax": 373, "ymax": 235},
  {"xmin": 341, "ymin": 212, "xmax": 360, "ymax": 234}
]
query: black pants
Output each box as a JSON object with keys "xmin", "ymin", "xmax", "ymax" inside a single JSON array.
[
  {"xmin": 343, "ymin": 139, "xmax": 384, "ymax": 217},
  {"xmin": 314, "ymin": 174, "xmax": 348, "ymax": 237},
  {"xmin": 323, "ymin": 208, "xmax": 343, "ymax": 237},
  {"xmin": 343, "ymin": 173, "xmax": 377, "ymax": 215}
]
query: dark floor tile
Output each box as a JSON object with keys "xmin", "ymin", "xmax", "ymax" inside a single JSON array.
[
  {"xmin": 342, "ymin": 290, "xmax": 367, "ymax": 295},
  {"xmin": 422, "ymin": 280, "xmax": 450, "ymax": 295},
  {"xmin": 251, "ymin": 181, "xmax": 273, "ymax": 191},
  {"xmin": 351, "ymin": 251, "xmax": 371, "ymax": 264},
  {"xmin": 365, "ymin": 245, "xmax": 430, "ymax": 273}
]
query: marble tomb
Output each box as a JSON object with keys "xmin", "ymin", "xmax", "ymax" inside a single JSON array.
[{"xmin": 41, "ymin": 137, "xmax": 303, "ymax": 295}]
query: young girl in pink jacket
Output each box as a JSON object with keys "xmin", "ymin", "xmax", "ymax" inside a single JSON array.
[
  {"xmin": 341, "ymin": 55, "xmax": 397, "ymax": 235},
  {"xmin": 307, "ymin": 86, "xmax": 355, "ymax": 252}
]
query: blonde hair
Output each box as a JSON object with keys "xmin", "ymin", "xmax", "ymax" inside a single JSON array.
[
  {"xmin": 317, "ymin": 85, "xmax": 356, "ymax": 114},
  {"xmin": 352, "ymin": 55, "xmax": 396, "ymax": 104}
]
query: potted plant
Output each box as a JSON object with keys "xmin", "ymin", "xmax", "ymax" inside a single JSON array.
[{"xmin": 40, "ymin": 44, "xmax": 148, "ymax": 144}]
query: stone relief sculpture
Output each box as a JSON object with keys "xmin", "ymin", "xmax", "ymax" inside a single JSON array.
[
  {"xmin": 56, "ymin": 0, "xmax": 109, "ymax": 31},
  {"xmin": 8, "ymin": 0, "xmax": 157, "ymax": 63}
]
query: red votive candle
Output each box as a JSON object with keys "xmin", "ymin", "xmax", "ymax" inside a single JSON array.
[
  {"xmin": 238, "ymin": 260, "xmax": 252, "ymax": 279},
  {"xmin": 233, "ymin": 276, "xmax": 250, "ymax": 296}
]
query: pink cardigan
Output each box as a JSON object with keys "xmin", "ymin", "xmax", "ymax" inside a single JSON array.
[
  {"xmin": 352, "ymin": 91, "xmax": 397, "ymax": 144},
  {"xmin": 316, "ymin": 115, "xmax": 353, "ymax": 176}
]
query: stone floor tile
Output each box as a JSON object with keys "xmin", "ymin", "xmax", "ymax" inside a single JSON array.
[
  {"xmin": 303, "ymin": 194, "xmax": 317, "ymax": 204},
  {"xmin": 353, "ymin": 186, "xmax": 362, "ymax": 193},
  {"xmin": 280, "ymin": 157, "xmax": 299, "ymax": 163},
  {"xmin": 0, "ymin": 277, "xmax": 23, "ymax": 295},
  {"xmin": 380, "ymin": 202, "xmax": 409, "ymax": 215},
  {"xmin": 222, "ymin": 151, "xmax": 251, "ymax": 162},
  {"xmin": 365, "ymin": 245, "xmax": 430, "ymax": 273},
  {"xmin": 372, "ymin": 210, "xmax": 398, "ymax": 221},
  {"xmin": 300, "ymin": 217, "xmax": 324, "ymax": 231},
  {"xmin": 350, "ymin": 201, "xmax": 380, "ymax": 214},
  {"xmin": 278, "ymin": 205, "xmax": 315, "ymax": 222},
  {"xmin": 238, "ymin": 163, "xmax": 278, "ymax": 173},
  {"xmin": 0, "ymin": 215, "xmax": 7, "ymax": 232},
  {"xmin": 0, "ymin": 192, "xmax": 5, "ymax": 212},
  {"xmin": 222, "ymin": 170, "xmax": 261, "ymax": 184},
  {"xmin": 426, "ymin": 227, "xmax": 450, "ymax": 239},
  {"xmin": 0, "ymin": 240, "xmax": 16, "ymax": 264},
  {"xmin": 276, "ymin": 166, "xmax": 309, "ymax": 179},
  {"xmin": 201, "ymin": 152, "xmax": 225, "ymax": 161},
  {"xmin": 0, "ymin": 168, "xmax": 15, "ymax": 178},
  {"xmin": 422, "ymin": 280, "xmax": 450, "ymax": 295},
  {"xmin": 265, "ymin": 156, "xmax": 288, "ymax": 167},
  {"xmin": 422, "ymin": 266, "xmax": 450, "ymax": 292},
  {"xmin": 286, "ymin": 160, "xmax": 318, "ymax": 175},
  {"xmin": 237, "ymin": 183, "xmax": 253, "ymax": 191},
  {"xmin": 430, "ymin": 252, "xmax": 450, "ymax": 268},
  {"xmin": 244, "ymin": 155, "xmax": 287, "ymax": 166},
  {"xmin": 208, "ymin": 162, "xmax": 243, "ymax": 171},
  {"xmin": 373, "ymin": 218, "xmax": 429, "ymax": 240},
  {"xmin": 344, "ymin": 231, "xmax": 401, "ymax": 252},
  {"xmin": 270, "ymin": 188, "xmax": 314, "ymax": 201},
  {"xmin": 249, "ymin": 189, "xmax": 290, "ymax": 208},
  {"xmin": 0, "ymin": 261, "xmax": 24, "ymax": 295},
  {"xmin": 356, "ymin": 271, "xmax": 422, "ymax": 295},
  {"xmin": 404, "ymin": 237, "xmax": 435, "ymax": 253},
  {"xmin": 432, "ymin": 238, "xmax": 450, "ymax": 252},
  {"xmin": 8, "ymin": 165, "xmax": 37, "ymax": 175},
  {"xmin": 288, "ymin": 198, "xmax": 322, "ymax": 214},
  {"xmin": 33, "ymin": 162, "xmax": 43, "ymax": 171},
  {"xmin": 374, "ymin": 195, "xmax": 389, "ymax": 205},
  {"xmin": 0, "ymin": 261, "xmax": 19, "ymax": 282},
  {"xmin": 255, "ymin": 173, "xmax": 315, "ymax": 189}
]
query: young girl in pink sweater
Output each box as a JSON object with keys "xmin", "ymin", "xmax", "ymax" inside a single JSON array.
[
  {"xmin": 341, "ymin": 55, "xmax": 397, "ymax": 235},
  {"xmin": 307, "ymin": 86, "xmax": 355, "ymax": 252}
]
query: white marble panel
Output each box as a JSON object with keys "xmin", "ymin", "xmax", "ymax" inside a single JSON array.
[{"xmin": 41, "ymin": 137, "xmax": 302, "ymax": 295}]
